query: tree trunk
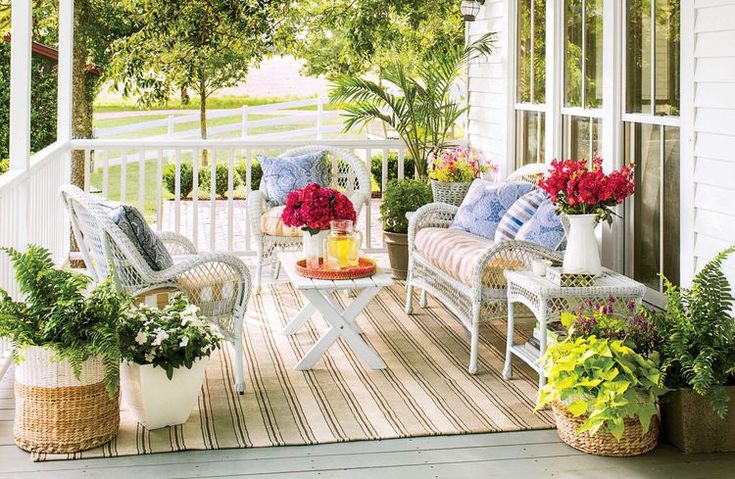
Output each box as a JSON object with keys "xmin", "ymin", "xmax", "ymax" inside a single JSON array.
[{"xmin": 199, "ymin": 74, "xmax": 209, "ymax": 167}]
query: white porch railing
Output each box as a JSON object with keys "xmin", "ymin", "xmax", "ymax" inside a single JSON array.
[{"xmin": 69, "ymin": 138, "xmax": 420, "ymax": 254}]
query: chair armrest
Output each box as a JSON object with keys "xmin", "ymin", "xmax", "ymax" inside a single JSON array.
[
  {"xmin": 408, "ymin": 202, "xmax": 459, "ymax": 251},
  {"xmin": 157, "ymin": 231, "xmax": 198, "ymax": 255},
  {"xmin": 471, "ymin": 240, "xmax": 564, "ymax": 290},
  {"xmin": 247, "ymin": 190, "xmax": 268, "ymax": 238},
  {"xmin": 349, "ymin": 191, "xmax": 370, "ymax": 217}
]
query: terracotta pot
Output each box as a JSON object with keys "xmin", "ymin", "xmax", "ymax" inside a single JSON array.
[
  {"xmin": 383, "ymin": 231, "xmax": 408, "ymax": 280},
  {"xmin": 661, "ymin": 387, "xmax": 735, "ymax": 453}
]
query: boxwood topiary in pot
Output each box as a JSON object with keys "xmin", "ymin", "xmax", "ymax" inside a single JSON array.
[
  {"xmin": 379, "ymin": 178, "xmax": 432, "ymax": 279},
  {"xmin": 652, "ymin": 246, "xmax": 735, "ymax": 453},
  {"xmin": 0, "ymin": 245, "xmax": 129, "ymax": 453}
]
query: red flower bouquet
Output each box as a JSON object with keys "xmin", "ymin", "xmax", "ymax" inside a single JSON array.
[
  {"xmin": 281, "ymin": 183, "xmax": 356, "ymax": 235},
  {"xmin": 537, "ymin": 157, "xmax": 635, "ymax": 224}
]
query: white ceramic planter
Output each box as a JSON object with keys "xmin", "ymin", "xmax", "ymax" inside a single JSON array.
[
  {"xmin": 303, "ymin": 229, "xmax": 328, "ymax": 269},
  {"xmin": 562, "ymin": 214, "xmax": 602, "ymax": 276},
  {"xmin": 120, "ymin": 357, "xmax": 209, "ymax": 429}
]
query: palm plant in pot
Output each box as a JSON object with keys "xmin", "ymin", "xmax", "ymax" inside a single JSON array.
[
  {"xmin": 330, "ymin": 33, "xmax": 495, "ymax": 180},
  {"xmin": 119, "ymin": 294, "xmax": 222, "ymax": 429},
  {"xmin": 537, "ymin": 301, "xmax": 668, "ymax": 456},
  {"xmin": 380, "ymin": 178, "xmax": 433, "ymax": 279},
  {"xmin": 0, "ymin": 245, "xmax": 126, "ymax": 453},
  {"xmin": 652, "ymin": 246, "xmax": 735, "ymax": 453}
]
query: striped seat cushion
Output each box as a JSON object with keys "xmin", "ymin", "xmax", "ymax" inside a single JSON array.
[
  {"xmin": 494, "ymin": 189, "xmax": 549, "ymax": 243},
  {"xmin": 261, "ymin": 206, "xmax": 302, "ymax": 237},
  {"xmin": 415, "ymin": 228, "xmax": 524, "ymax": 288}
]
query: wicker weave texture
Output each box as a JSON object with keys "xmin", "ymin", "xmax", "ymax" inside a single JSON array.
[
  {"xmin": 13, "ymin": 347, "xmax": 119, "ymax": 453},
  {"xmin": 430, "ymin": 180, "xmax": 471, "ymax": 207},
  {"xmin": 552, "ymin": 401, "xmax": 658, "ymax": 457}
]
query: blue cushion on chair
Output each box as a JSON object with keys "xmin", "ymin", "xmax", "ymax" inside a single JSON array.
[
  {"xmin": 259, "ymin": 151, "xmax": 329, "ymax": 206},
  {"xmin": 515, "ymin": 199, "xmax": 566, "ymax": 250},
  {"xmin": 450, "ymin": 180, "xmax": 533, "ymax": 240},
  {"xmin": 494, "ymin": 189, "xmax": 549, "ymax": 243}
]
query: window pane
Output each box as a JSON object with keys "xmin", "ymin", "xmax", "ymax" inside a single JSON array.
[
  {"xmin": 562, "ymin": 115, "xmax": 601, "ymax": 162},
  {"xmin": 533, "ymin": 0, "xmax": 547, "ymax": 103},
  {"xmin": 626, "ymin": 0, "xmax": 653, "ymax": 114},
  {"xmin": 565, "ymin": 0, "xmax": 583, "ymax": 107},
  {"xmin": 516, "ymin": 111, "xmax": 546, "ymax": 168},
  {"xmin": 627, "ymin": 123, "xmax": 662, "ymax": 290},
  {"xmin": 663, "ymin": 126, "xmax": 680, "ymax": 285},
  {"xmin": 517, "ymin": 0, "xmax": 532, "ymax": 102},
  {"xmin": 585, "ymin": 0, "xmax": 603, "ymax": 108},
  {"xmin": 655, "ymin": 0, "xmax": 680, "ymax": 115}
]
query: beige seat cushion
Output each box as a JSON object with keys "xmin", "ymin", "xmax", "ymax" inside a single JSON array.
[
  {"xmin": 261, "ymin": 206, "xmax": 302, "ymax": 237},
  {"xmin": 415, "ymin": 228, "xmax": 524, "ymax": 288}
]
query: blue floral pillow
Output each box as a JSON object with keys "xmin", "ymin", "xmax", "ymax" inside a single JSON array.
[
  {"xmin": 515, "ymin": 199, "xmax": 566, "ymax": 250},
  {"xmin": 259, "ymin": 151, "xmax": 329, "ymax": 206},
  {"xmin": 494, "ymin": 189, "xmax": 549, "ymax": 243},
  {"xmin": 450, "ymin": 180, "xmax": 533, "ymax": 240}
]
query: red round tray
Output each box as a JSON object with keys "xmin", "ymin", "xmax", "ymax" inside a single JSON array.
[{"xmin": 295, "ymin": 257, "xmax": 376, "ymax": 280}]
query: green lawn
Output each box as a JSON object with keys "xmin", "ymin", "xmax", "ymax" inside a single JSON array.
[{"xmin": 94, "ymin": 94, "xmax": 343, "ymax": 113}]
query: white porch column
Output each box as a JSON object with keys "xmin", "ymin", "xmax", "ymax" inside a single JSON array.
[
  {"xmin": 57, "ymin": 0, "xmax": 74, "ymax": 144},
  {"xmin": 545, "ymin": 0, "xmax": 562, "ymax": 163},
  {"xmin": 8, "ymin": 0, "xmax": 33, "ymax": 171}
]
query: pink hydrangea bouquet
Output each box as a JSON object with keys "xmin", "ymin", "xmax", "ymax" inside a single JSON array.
[
  {"xmin": 281, "ymin": 183, "xmax": 356, "ymax": 235},
  {"xmin": 429, "ymin": 147, "xmax": 498, "ymax": 183},
  {"xmin": 537, "ymin": 157, "xmax": 635, "ymax": 224}
]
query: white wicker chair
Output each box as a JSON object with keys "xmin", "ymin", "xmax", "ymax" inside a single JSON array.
[
  {"xmin": 405, "ymin": 163, "xmax": 564, "ymax": 374},
  {"xmin": 247, "ymin": 145, "xmax": 372, "ymax": 292},
  {"xmin": 60, "ymin": 185, "xmax": 251, "ymax": 393},
  {"xmin": 506, "ymin": 162, "xmax": 549, "ymax": 183}
]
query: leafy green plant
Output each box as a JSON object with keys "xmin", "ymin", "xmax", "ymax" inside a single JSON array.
[
  {"xmin": 163, "ymin": 162, "xmax": 204, "ymax": 199},
  {"xmin": 200, "ymin": 163, "xmax": 242, "ymax": 199},
  {"xmin": 235, "ymin": 160, "xmax": 263, "ymax": 191},
  {"xmin": 537, "ymin": 336, "xmax": 668, "ymax": 440},
  {"xmin": 119, "ymin": 294, "xmax": 221, "ymax": 379},
  {"xmin": 370, "ymin": 153, "xmax": 415, "ymax": 192},
  {"xmin": 330, "ymin": 33, "xmax": 495, "ymax": 179},
  {"xmin": 0, "ymin": 159, "xmax": 8, "ymax": 176},
  {"xmin": 0, "ymin": 245, "xmax": 129, "ymax": 395},
  {"xmin": 653, "ymin": 246, "xmax": 735, "ymax": 418},
  {"xmin": 380, "ymin": 178, "xmax": 433, "ymax": 234}
]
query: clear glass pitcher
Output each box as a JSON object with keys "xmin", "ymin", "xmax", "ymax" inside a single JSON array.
[{"xmin": 324, "ymin": 220, "xmax": 362, "ymax": 270}]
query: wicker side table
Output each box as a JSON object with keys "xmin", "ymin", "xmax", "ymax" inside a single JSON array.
[{"xmin": 502, "ymin": 269, "xmax": 646, "ymax": 389}]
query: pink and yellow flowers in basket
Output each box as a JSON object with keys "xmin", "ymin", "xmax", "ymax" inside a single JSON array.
[{"xmin": 429, "ymin": 147, "xmax": 497, "ymax": 183}]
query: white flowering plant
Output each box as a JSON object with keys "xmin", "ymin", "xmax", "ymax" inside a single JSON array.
[{"xmin": 119, "ymin": 294, "xmax": 221, "ymax": 379}]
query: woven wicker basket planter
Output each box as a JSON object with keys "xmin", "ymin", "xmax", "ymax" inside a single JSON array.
[
  {"xmin": 14, "ymin": 346, "xmax": 119, "ymax": 453},
  {"xmin": 430, "ymin": 180, "xmax": 471, "ymax": 207},
  {"xmin": 552, "ymin": 401, "xmax": 658, "ymax": 457}
]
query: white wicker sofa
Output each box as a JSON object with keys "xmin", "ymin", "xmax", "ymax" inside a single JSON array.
[
  {"xmin": 247, "ymin": 145, "xmax": 372, "ymax": 292},
  {"xmin": 405, "ymin": 163, "xmax": 564, "ymax": 374}
]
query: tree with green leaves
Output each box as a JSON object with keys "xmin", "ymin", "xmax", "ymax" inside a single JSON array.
[
  {"xmin": 109, "ymin": 0, "xmax": 285, "ymax": 148},
  {"xmin": 330, "ymin": 33, "xmax": 495, "ymax": 179},
  {"xmin": 278, "ymin": 0, "xmax": 464, "ymax": 79}
]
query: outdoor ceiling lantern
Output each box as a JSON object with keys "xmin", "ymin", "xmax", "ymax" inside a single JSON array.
[{"xmin": 460, "ymin": 0, "xmax": 485, "ymax": 22}]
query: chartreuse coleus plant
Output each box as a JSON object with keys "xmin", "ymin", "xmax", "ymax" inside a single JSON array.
[{"xmin": 537, "ymin": 335, "xmax": 669, "ymax": 440}]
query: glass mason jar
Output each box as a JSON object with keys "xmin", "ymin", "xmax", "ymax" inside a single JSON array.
[{"xmin": 324, "ymin": 220, "xmax": 362, "ymax": 270}]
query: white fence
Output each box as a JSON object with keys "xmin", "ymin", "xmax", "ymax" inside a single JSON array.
[
  {"xmin": 94, "ymin": 97, "xmax": 344, "ymax": 141},
  {"xmin": 0, "ymin": 140, "xmax": 71, "ymax": 379},
  {"xmin": 70, "ymin": 138, "xmax": 420, "ymax": 254}
]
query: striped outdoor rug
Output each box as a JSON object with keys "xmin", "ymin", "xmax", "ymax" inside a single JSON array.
[{"xmin": 37, "ymin": 283, "xmax": 553, "ymax": 461}]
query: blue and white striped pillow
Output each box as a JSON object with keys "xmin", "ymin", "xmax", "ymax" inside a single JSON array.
[{"xmin": 494, "ymin": 189, "xmax": 549, "ymax": 243}]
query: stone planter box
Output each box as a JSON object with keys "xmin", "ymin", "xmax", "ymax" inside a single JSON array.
[{"xmin": 661, "ymin": 387, "xmax": 735, "ymax": 454}]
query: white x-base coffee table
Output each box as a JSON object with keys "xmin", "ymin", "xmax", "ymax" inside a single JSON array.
[{"xmin": 277, "ymin": 252, "xmax": 393, "ymax": 371}]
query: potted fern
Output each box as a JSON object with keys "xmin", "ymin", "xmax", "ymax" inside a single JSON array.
[
  {"xmin": 0, "ymin": 246, "xmax": 127, "ymax": 453},
  {"xmin": 653, "ymin": 246, "xmax": 735, "ymax": 453}
]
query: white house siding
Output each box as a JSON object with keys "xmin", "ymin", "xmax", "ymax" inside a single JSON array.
[
  {"xmin": 692, "ymin": 0, "xmax": 735, "ymax": 287},
  {"xmin": 466, "ymin": 1, "xmax": 512, "ymax": 176}
]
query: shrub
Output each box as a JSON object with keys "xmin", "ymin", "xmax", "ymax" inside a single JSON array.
[
  {"xmin": 0, "ymin": 159, "xmax": 8, "ymax": 175},
  {"xmin": 163, "ymin": 162, "xmax": 196, "ymax": 199},
  {"xmin": 370, "ymin": 153, "xmax": 415, "ymax": 192},
  {"xmin": 235, "ymin": 160, "xmax": 263, "ymax": 191},
  {"xmin": 199, "ymin": 164, "xmax": 242, "ymax": 199},
  {"xmin": 380, "ymin": 178, "xmax": 432, "ymax": 234},
  {"xmin": 652, "ymin": 246, "xmax": 735, "ymax": 417}
]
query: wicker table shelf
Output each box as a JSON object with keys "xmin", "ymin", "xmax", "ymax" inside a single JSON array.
[{"xmin": 502, "ymin": 269, "xmax": 647, "ymax": 389}]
